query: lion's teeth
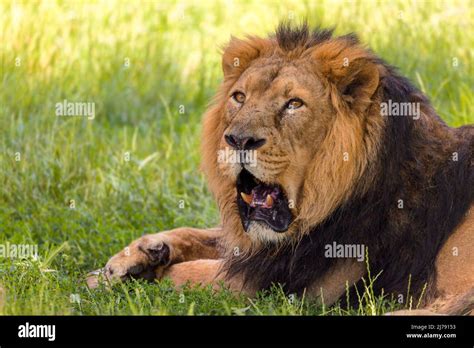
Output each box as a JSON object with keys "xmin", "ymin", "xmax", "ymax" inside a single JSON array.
[
  {"xmin": 240, "ymin": 192, "xmax": 253, "ymax": 205},
  {"xmin": 266, "ymin": 194, "xmax": 274, "ymax": 208}
]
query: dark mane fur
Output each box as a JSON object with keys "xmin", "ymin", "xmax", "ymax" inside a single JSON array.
[
  {"xmin": 224, "ymin": 24, "xmax": 474, "ymax": 305},
  {"xmin": 276, "ymin": 22, "xmax": 335, "ymax": 51}
]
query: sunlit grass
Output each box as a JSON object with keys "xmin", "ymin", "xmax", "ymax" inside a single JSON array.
[{"xmin": 0, "ymin": 0, "xmax": 472, "ymax": 315}]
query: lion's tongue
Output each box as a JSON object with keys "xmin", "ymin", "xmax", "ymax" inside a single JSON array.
[{"xmin": 240, "ymin": 185, "xmax": 280, "ymax": 208}]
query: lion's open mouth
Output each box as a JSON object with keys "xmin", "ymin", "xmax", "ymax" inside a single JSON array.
[{"xmin": 236, "ymin": 169, "xmax": 293, "ymax": 233}]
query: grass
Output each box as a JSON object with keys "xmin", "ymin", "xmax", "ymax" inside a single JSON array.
[{"xmin": 0, "ymin": 0, "xmax": 472, "ymax": 315}]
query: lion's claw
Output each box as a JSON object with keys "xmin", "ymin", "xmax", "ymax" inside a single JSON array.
[{"xmin": 86, "ymin": 268, "xmax": 106, "ymax": 289}]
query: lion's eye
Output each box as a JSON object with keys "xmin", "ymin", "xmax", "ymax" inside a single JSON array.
[
  {"xmin": 286, "ymin": 98, "xmax": 304, "ymax": 110},
  {"xmin": 232, "ymin": 91, "xmax": 246, "ymax": 104}
]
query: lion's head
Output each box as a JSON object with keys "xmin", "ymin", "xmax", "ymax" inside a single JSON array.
[{"xmin": 201, "ymin": 23, "xmax": 387, "ymax": 248}]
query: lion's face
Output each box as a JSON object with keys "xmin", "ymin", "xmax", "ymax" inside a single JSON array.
[
  {"xmin": 218, "ymin": 59, "xmax": 335, "ymax": 240},
  {"xmin": 202, "ymin": 25, "xmax": 383, "ymax": 246}
]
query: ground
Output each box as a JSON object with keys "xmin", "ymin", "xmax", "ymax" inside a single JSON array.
[{"xmin": 0, "ymin": 0, "xmax": 472, "ymax": 315}]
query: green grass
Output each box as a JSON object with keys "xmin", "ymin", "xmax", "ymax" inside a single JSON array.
[{"xmin": 0, "ymin": 0, "xmax": 472, "ymax": 315}]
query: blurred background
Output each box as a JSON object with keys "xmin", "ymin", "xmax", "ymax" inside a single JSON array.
[{"xmin": 0, "ymin": 0, "xmax": 472, "ymax": 314}]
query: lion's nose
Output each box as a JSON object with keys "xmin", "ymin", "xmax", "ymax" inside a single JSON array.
[{"xmin": 224, "ymin": 134, "xmax": 266, "ymax": 150}]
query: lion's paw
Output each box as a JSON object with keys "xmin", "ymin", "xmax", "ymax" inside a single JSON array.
[{"xmin": 86, "ymin": 236, "xmax": 171, "ymax": 289}]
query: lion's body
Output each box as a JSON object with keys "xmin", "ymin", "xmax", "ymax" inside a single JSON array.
[{"xmin": 91, "ymin": 23, "xmax": 474, "ymax": 315}]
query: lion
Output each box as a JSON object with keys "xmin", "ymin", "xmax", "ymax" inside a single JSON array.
[{"xmin": 87, "ymin": 23, "xmax": 474, "ymax": 315}]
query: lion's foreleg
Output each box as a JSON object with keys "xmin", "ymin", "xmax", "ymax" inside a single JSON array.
[
  {"xmin": 161, "ymin": 259, "xmax": 246, "ymax": 293},
  {"xmin": 87, "ymin": 227, "xmax": 224, "ymax": 288}
]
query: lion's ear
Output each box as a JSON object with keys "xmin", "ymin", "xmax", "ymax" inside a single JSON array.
[
  {"xmin": 313, "ymin": 39, "xmax": 380, "ymax": 113},
  {"xmin": 222, "ymin": 36, "xmax": 272, "ymax": 79}
]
